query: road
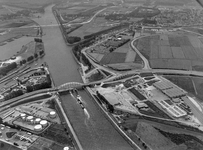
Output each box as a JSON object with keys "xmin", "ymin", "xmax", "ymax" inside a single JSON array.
[
  {"xmin": 131, "ymin": 37, "xmax": 151, "ymax": 70},
  {"xmin": 64, "ymin": 6, "xmax": 113, "ymax": 26},
  {"xmin": 32, "ymin": 4, "xmax": 135, "ymax": 150}
]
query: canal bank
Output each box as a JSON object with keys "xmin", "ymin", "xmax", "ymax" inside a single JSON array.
[{"xmin": 33, "ymin": 4, "xmax": 134, "ymax": 150}]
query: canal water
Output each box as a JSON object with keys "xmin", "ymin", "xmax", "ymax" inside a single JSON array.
[{"xmin": 2, "ymin": 4, "xmax": 134, "ymax": 150}]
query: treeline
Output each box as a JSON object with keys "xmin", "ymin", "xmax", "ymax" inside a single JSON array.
[
  {"xmin": 26, "ymin": 74, "xmax": 52, "ymax": 92},
  {"xmin": 81, "ymin": 53, "xmax": 92, "ymax": 70},
  {"xmin": 65, "ymin": 25, "xmax": 83, "ymax": 35},
  {"xmin": 142, "ymin": 18, "xmax": 157, "ymax": 25},
  {"xmin": 129, "ymin": 7, "xmax": 160, "ymax": 18},
  {"xmin": 4, "ymin": 89, "xmax": 24, "ymax": 101},
  {"xmin": 84, "ymin": 23, "xmax": 130, "ymax": 39},
  {"xmin": 105, "ymin": 14, "xmax": 129, "ymax": 21},
  {"xmin": 0, "ymin": 62, "xmax": 17, "ymax": 76},
  {"xmin": 96, "ymin": 91, "xmax": 114, "ymax": 113},
  {"xmin": 34, "ymin": 38, "xmax": 43, "ymax": 43},
  {"xmin": 67, "ymin": 36, "xmax": 81, "ymax": 44},
  {"xmin": 72, "ymin": 36, "xmax": 96, "ymax": 61}
]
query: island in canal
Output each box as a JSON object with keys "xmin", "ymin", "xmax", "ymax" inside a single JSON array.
[{"xmin": 1, "ymin": 0, "xmax": 203, "ymax": 150}]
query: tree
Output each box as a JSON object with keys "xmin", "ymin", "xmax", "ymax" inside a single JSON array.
[
  {"xmin": 22, "ymin": 59, "xmax": 26, "ymax": 64},
  {"xmin": 27, "ymin": 56, "xmax": 34, "ymax": 62},
  {"xmin": 67, "ymin": 36, "xmax": 81, "ymax": 44},
  {"xmin": 34, "ymin": 53, "xmax": 38, "ymax": 58},
  {"xmin": 26, "ymin": 85, "xmax": 33, "ymax": 92},
  {"xmin": 39, "ymin": 50, "xmax": 44, "ymax": 56},
  {"xmin": 0, "ymin": 143, "xmax": 4, "ymax": 148}
]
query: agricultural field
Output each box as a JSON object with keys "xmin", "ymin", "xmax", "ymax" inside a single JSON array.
[
  {"xmin": 98, "ymin": 5, "xmax": 136, "ymax": 16},
  {"xmin": 68, "ymin": 17, "xmax": 116, "ymax": 38},
  {"xmin": 0, "ymin": 37, "xmax": 34, "ymax": 60},
  {"xmin": 0, "ymin": 0, "xmax": 64, "ymax": 9},
  {"xmin": 57, "ymin": 3, "xmax": 97, "ymax": 14},
  {"xmin": 122, "ymin": 118, "xmax": 203, "ymax": 150},
  {"xmin": 183, "ymin": 27, "xmax": 203, "ymax": 35},
  {"xmin": 134, "ymin": 32, "xmax": 203, "ymax": 71},
  {"xmin": 0, "ymin": 7, "xmax": 12, "ymax": 16},
  {"xmin": 57, "ymin": 3, "xmax": 109, "ymax": 23},
  {"xmin": 154, "ymin": 0, "xmax": 195, "ymax": 6},
  {"xmin": 0, "ymin": 18, "xmax": 39, "ymax": 45},
  {"xmin": 87, "ymin": 37, "xmax": 143, "ymax": 70}
]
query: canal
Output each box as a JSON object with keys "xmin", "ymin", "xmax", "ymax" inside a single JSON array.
[{"xmin": 33, "ymin": 5, "xmax": 134, "ymax": 150}]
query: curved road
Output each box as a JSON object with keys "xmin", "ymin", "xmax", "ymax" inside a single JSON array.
[
  {"xmin": 33, "ymin": 5, "xmax": 135, "ymax": 150},
  {"xmin": 131, "ymin": 37, "xmax": 151, "ymax": 70}
]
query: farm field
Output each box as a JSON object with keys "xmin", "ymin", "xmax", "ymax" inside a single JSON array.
[
  {"xmin": 126, "ymin": 121, "xmax": 183, "ymax": 150},
  {"xmin": 68, "ymin": 17, "xmax": 115, "ymax": 38},
  {"xmin": 0, "ymin": 18, "xmax": 35, "ymax": 28},
  {"xmin": 134, "ymin": 32, "xmax": 203, "ymax": 71},
  {"xmin": 88, "ymin": 40, "xmax": 143, "ymax": 70},
  {"xmin": 57, "ymin": 4, "xmax": 98, "ymax": 14},
  {"xmin": 0, "ymin": 18, "xmax": 39, "ymax": 45},
  {"xmin": 98, "ymin": 5, "xmax": 136, "ymax": 16},
  {"xmin": 183, "ymin": 27, "xmax": 203, "ymax": 35},
  {"xmin": 123, "ymin": 118, "xmax": 203, "ymax": 150},
  {"xmin": 0, "ymin": 36, "xmax": 34, "ymax": 60},
  {"xmin": 0, "ymin": 7, "xmax": 12, "ymax": 15},
  {"xmin": 0, "ymin": 27, "xmax": 38, "ymax": 45},
  {"xmin": 0, "ymin": 0, "xmax": 64, "ymax": 9}
]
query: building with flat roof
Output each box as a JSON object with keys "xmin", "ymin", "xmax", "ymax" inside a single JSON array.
[{"xmin": 153, "ymin": 77, "xmax": 187, "ymax": 98}]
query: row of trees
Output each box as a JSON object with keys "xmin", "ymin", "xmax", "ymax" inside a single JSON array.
[
  {"xmin": 96, "ymin": 91, "xmax": 114, "ymax": 113},
  {"xmin": 67, "ymin": 36, "xmax": 81, "ymax": 44},
  {"xmin": 72, "ymin": 37, "xmax": 96, "ymax": 61},
  {"xmin": 4, "ymin": 89, "xmax": 24, "ymax": 101},
  {"xmin": 0, "ymin": 62, "xmax": 17, "ymax": 76},
  {"xmin": 19, "ymin": 50, "xmax": 44, "ymax": 65},
  {"xmin": 26, "ymin": 75, "xmax": 52, "ymax": 92},
  {"xmin": 81, "ymin": 53, "xmax": 92, "ymax": 70},
  {"xmin": 34, "ymin": 38, "xmax": 43, "ymax": 43}
]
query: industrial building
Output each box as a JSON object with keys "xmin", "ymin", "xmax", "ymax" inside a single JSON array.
[{"xmin": 153, "ymin": 77, "xmax": 187, "ymax": 98}]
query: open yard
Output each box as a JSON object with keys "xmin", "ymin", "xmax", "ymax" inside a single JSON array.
[{"xmin": 135, "ymin": 33, "xmax": 203, "ymax": 70}]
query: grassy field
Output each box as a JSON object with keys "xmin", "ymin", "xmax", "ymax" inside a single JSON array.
[
  {"xmin": 68, "ymin": 17, "xmax": 114, "ymax": 38},
  {"xmin": 192, "ymin": 77, "xmax": 203, "ymax": 102},
  {"xmin": 123, "ymin": 118, "xmax": 203, "ymax": 150},
  {"xmin": 0, "ymin": 141, "xmax": 20, "ymax": 150},
  {"xmin": 134, "ymin": 122, "xmax": 177, "ymax": 150},
  {"xmin": 183, "ymin": 27, "xmax": 203, "ymax": 35},
  {"xmin": 0, "ymin": 18, "xmax": 38, "ymax": 45},
  {"xmin": 0, "ymin": 0, "xmax": 64, "ymax": 9},
  {"xmin": 0, "ymin": 36, "xmax": 34, "ymax": 60},
  {"xmin": 135, "ymin": 33, "xmax": 203, "ymax": 70},
  {"xmin": 88, "ymin": 38, "xmax": 143, "ymax": 70}
]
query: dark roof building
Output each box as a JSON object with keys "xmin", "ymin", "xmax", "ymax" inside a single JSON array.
[{"xmin": 153, "ymin": 77, "xmax": 187, "ymax": 98}]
